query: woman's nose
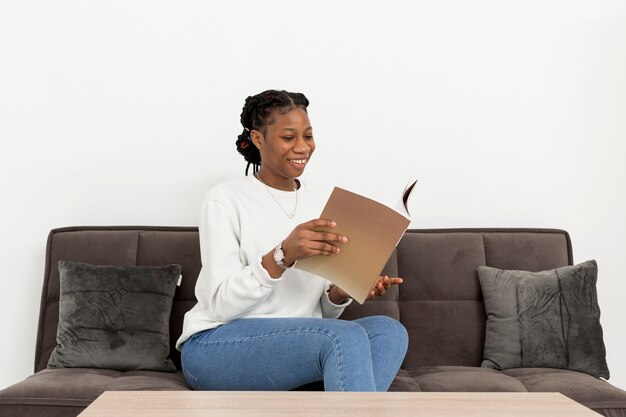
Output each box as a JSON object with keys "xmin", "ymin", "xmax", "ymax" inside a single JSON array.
[{"xmin": 294, "ymin": 137, "xmax": 308, "ymax": 152}]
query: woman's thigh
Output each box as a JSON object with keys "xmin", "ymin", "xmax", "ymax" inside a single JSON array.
[{"xmin": 181, "ymin": 317, "xmax": 375, "ymax": 391}]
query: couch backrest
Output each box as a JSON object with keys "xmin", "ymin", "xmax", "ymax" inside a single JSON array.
[
  {"xmin": 340, "ymin": 229, "xmax": 572, "ymax": 369},
  {"xmin": 35, "ymin": 227, "xmax": 572, "ymax": 373},
  {"xmin": 35, "ymin": 227, "xmax": 200, "ymax": 372}
]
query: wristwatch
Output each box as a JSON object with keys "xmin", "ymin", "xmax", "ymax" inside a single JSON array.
[{"xmin": 273, "ymin": 241, "xmax": 295, "ymax": 270}]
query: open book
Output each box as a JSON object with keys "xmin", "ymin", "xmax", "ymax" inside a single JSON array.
[{"xmin": 295, "ymin": 180, "xmax": 417, "ymax": 304}]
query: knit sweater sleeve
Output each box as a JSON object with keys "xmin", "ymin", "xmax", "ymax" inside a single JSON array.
[
  {"xmin": 320, "ymin": 281, "xmax": 353, "ymax": 318},
  {"xmin": 193, "ymin": 194, "xmax": 282, "ymax": 323}
]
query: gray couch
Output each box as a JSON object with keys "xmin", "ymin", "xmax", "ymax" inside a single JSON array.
[{"xmin": 1, "ymin": 226, "xmax": 625, "ymax": 417}]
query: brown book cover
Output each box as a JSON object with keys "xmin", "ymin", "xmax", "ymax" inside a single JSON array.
[{"xmin": 295, "ymin": 181, "xmax": 416, "ymax": 304}]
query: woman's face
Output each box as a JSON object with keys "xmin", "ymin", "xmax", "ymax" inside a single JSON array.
[{"xmin": 251, "ymin": 107, "xmax": 315, "ymax": 190}]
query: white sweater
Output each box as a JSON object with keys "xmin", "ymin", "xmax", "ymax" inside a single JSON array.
[{"xmin": 176, "ymin": 175, "xmax": 352, "ymax": 350}]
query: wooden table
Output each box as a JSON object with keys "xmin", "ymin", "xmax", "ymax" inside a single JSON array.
[{"xmin": 78, "ymin": 391, "xmax": 600, "ymax": 417}]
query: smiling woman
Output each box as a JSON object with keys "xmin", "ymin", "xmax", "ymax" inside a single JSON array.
[{"xmin": 176, "ymin": 90, "xmax": 408, "ymax": 392}]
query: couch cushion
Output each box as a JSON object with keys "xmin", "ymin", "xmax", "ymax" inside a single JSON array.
[
  {"xmin": 48, "ymin": 261, "xmax": 182, "ymax": 372},
  {"xmin": 502, "ymin": 368, "xmax": 626, "ymax": 416},
  {"xmin": 396, "ymin": 366, "xmax": 528, "ymax": 392},
  {"xmin": 483, "ymin": 232, "xmax": 571, "ymax": 271},
  {"xmin": 389, "ymin": 368, "xmax": 423, "ymax": 391},
  {"xmin": 0, "ymin": 368, "xmax": 188, "ymax": 417},
  {"xmin": 400, "ymin": 300, "xmax": 486, "ymax": 367},
  {"xmin": 397, "ymin": 232, "xmax": 487, "ymax": 301},
  {"xmin": 387, "ymin": 366, "xmax": 626, "ymax": 417},
  {"xmin": 478, "ymin": 260, "xmax": 609, "ymax": 379}
]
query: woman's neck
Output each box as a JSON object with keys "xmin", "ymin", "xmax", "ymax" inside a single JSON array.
[{"xmin": 255, "ymin": 171, "xmax": 298, "ymax": 191}]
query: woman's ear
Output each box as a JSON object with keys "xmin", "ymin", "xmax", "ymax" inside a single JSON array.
[{"xmin": 250, "ymin": 130, "xmax": 262, "ymax": 150}]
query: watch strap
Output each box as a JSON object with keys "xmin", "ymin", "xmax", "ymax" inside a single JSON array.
[{"xmin": 274, "ymin": 241, "xmax": 296, "ymax": 270}]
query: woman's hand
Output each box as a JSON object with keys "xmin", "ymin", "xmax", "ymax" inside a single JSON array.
[
  {"xmin": 262, "ymin": 219, "xmax": 347, "ymax": 278},
  {"xmin": 366, "ymin": 275, "xmax": 403, "ymax": 300},
  {"xmin": 281, "ymin": 219, "xmax": 348, "ymax": 266},
  {"xmin": 328, "ymin": 275, "xmax": 403, "ymax": 304}
]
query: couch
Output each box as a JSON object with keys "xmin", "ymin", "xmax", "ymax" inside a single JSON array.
[{"xmin": 1, "ymin": 226, "xmax": 625, "ymax": 417}]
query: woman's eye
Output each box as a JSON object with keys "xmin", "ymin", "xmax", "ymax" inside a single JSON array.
[
  {"xmin": 282, "ymin": 137, "xmax": 294, "ymax": 141},
  {"xmin": 305, "ymin": 135, "xmax": 314, "ymax": 140}
]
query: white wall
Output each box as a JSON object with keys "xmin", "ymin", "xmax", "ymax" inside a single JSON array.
[{"xmin": 1, "ymin": 0, "xmax": 624, "ymax": 390}]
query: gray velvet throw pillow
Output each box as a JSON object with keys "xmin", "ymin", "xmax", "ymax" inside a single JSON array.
[
  {"xmin": 48, "ymin": 260, "xmax": 182, "ymax": 372},
  {"xmin": 478, "ymin": 260, "xmax": 609, "ymax": 379}
]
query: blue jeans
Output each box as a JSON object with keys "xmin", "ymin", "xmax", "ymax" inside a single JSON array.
[{"xmin": 181, "ymin": 315, "xmax": 408, "ymax": 392}]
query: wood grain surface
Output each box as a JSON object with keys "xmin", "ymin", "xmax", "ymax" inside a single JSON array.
[{"xmin": 78, "ymin": 391, "xmax": 600, "ymax": 417}]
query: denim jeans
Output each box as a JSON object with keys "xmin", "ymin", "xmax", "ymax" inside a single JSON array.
[{"xmin": 181, "ymin": 315, "xmax": 408, "ymax": 392}]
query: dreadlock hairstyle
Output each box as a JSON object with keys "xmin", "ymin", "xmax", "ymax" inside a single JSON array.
[{"xmin": 236, "ymin": 90, "xmax": 310, "ymax": 175}]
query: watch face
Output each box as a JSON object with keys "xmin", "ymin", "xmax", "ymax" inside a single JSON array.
[{"xmin": 273, "ymin": 246, "xmax": 284, "ymax": 263}]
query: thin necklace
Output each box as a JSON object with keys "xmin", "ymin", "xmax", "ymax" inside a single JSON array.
[{"xmin": 254, "ymin": 173, "xmax": 298, "ymax": 219}]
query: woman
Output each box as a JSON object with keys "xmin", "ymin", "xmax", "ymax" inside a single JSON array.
[{"xmin": 177, "ymin": 90, "xmax": 408, "ymax": 391}]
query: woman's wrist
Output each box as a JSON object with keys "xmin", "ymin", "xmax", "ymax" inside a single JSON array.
[
  {"xmin": 282, "ymin": 251, "xmax": 295, "ymax": 268},
  {"xmin": 328, "ymin": 284, "xmax": 351, "ymax": 304},
  {"xmin": 262, "ymin": 251, "xmax": 285, "ymax": 279}
]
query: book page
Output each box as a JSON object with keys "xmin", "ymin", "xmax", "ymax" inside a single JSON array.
[{"xmin": 395, "ymin": 179, "xmax": 417, "ymax": 218}]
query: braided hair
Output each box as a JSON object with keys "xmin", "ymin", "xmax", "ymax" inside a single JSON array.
[{"xmin": 236, "ymin": 90, "xmax": 310, "ymax": 175}]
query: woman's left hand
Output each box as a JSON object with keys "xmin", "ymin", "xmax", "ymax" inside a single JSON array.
[
  {"xmin": 367, "ymin": 275, "xmax": 403, "ymax": 300},
  {"xmin": 329, "ymin": 275, "xmax": 403, "ymax": 303}
]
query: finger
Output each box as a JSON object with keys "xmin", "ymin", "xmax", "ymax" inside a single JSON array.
[
  {"xmin": 382, "ymin": 275, "xmax": 391, "ymax": 288},
  {"xmin": 311, "ymin": 231, "xmax": 348, "ymax": 244},
  {"xmin": 381, "ymin": 277, "xmax": 403, "ymax": 285},
  {"xmin": 302, "ymin": 247, "xmax": 336, "ymax": 257},
  {"xmin": 308, "ymin": 241, "xmax": 342, "ymax": 255},
  {"xmin": 372, "ymin": 277, "xmax": 383, "ymax": 290},
  {"xmin": 304, "ymin": 218, "xmax": 337, "ymax": 229}
]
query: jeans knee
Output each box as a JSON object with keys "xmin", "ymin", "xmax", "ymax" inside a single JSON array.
[
  {"xmin": 392, "ymin": 319, "xmax": 409, "ymax": 352},
  {"xmin": 358, "ymin": 315, "xmax": 409, "ymax": 350},
  {"xmin": 331, "ymin": 320, "xmax": 370, "ymax": 345},
  {"xmin": 317, "ymin": 321, "xmax": 371, "ymax": 362},
  {"xmin": 384, "ymin": 316, "xmax": 408, "ymax": 339},
  {"xmin": 385, "ymin": 316, "xmax": 409, "ymax": 348}
]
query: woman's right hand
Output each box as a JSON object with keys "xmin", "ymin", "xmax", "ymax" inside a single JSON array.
[{"xmin": 281, "ymin": 219, "xmax": 348, "ymax": 266}]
